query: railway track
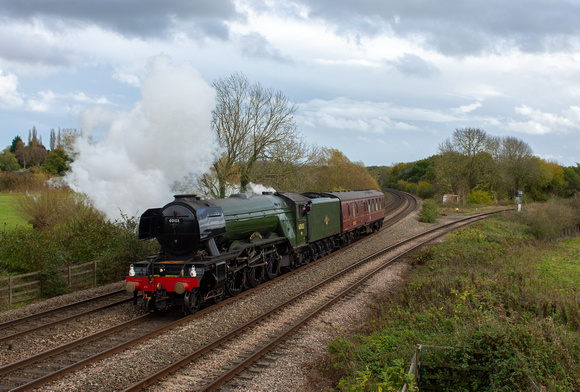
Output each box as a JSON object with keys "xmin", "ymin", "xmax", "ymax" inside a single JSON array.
[
  {"xmin": 0, "ymin": 290, "xmax": 130, "ymax": 345},
  {"xmin": 0, "ymin": 313, "xmax": 187, "ymax": 391},
  {"xmin": 121, "ymin": 211, "xmax": 500, "ymax": 392},
  {"xmin": 383, "ymin": 189, "xmax": 418, "ymax": 227},
  {"xmin": 0, "ymin": 189, "xmax": 416, "ymax": 391}
]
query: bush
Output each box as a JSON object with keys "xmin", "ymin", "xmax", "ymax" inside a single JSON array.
[
  {"xmin": 97, "ymin": 214, "xmax": 159, "ymax": 283},
  {"xmin": 16, "ymin": 189, "xmax": 103, "ymax": 230},
  {"xmin": 467, "ymin": 189, "xmax": 494, "ymax": 204},
  {"xmin": 393, "ymin": 179, "xmax": 408, "ymax": 191},
  {"xmin": 405, "ymin": 182, "xmax": 417, "ymax": 195},
  {"xmin": 418, "ymin": 199, "xmax": 440, "ymax": 223},
  {"xmin": 0, "ymin": 170, "xmax": 51, "ymax": 192},
  {"xmin": 0, "ymin": 227, "xmax": 66, "ymax": 273},
  {"xmin": 519, "ymin": 198, "xmax": 576, "ymax": 239},
  {"xmin": 417, "ymin": 181, "xmax": 434, "ymax": 199},
  {"xmin": 40, "ymin": 266, "xmax": 69, "ymax": 298},
  {"xmin": 566, "ymin": 194, "xmax": 580, "ymax": 226},
  {"xmin": 0, "ymin": 191, "xmax": 159, "ymax": 296}
]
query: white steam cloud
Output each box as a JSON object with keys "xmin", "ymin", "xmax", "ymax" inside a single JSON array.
[
  {"xmin": 66, "ymin": 56, "xmax": 217, "ymax": 220},
  {"xmin": 246, "ymin": 183, "xmax": 276, "ymax": 195}
]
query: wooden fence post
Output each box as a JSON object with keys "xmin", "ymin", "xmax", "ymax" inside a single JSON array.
[
  {"xmin": 93, "ymin": 260, "xmax": 97, "ymax": 287},
  {"xmin": 9, "ymin": 275, "xmax": 13, "ymax": 306}
]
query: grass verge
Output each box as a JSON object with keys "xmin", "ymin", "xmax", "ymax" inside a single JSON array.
[{"xmin": 321, "ymin": 214, "xmax": 579, "ymax": 391}]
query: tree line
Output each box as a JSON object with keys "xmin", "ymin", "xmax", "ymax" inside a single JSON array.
[
  {"xmin": 2, "ymin": 73, "xmax": 578, "ymax": 202},
  {"xmin": 0, "ymin": 127, "xmax": 80, "ymax": 176},
  {"xmin": 369, "ymin": 127, "xmax": 580, "ymax": 202}
]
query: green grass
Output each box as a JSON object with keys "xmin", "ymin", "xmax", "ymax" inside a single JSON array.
[
  {"xmin": 322, "ymin": 215, "xmax": 579, "ymax": 391},
  {"xmin": 0, "ymin": 193, "xmax": 30, "ymax": 231},
  {"xmin": 535, "ymin": 239, "xmax": 580, "ymax": 289}
]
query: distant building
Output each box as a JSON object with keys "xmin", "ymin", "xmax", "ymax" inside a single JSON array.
[{"xmin": 442, "ymin": 194, "xmax": 458, "ymax": 203}]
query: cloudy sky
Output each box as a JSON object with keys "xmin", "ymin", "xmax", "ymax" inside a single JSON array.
[{"xmin": 1, "ymin": 0, "xmax": 580, "ymax": 169}]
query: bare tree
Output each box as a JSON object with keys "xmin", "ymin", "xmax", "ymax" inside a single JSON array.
[
  {"xmin": 248, "ymin": 135, "xmax": 311, "ymax": 191},
  {"xmin": 495, "ymin": 136, "xmax": 534, "ymax": 197},
  {"xmin": 437, "ymin": 128, "xmax": 498, "ymax": 198},
  {"xmin": 496, "ymin": 136, "xmax": 533, "ymax": 162},
  {"xmin": 451, "ymin": 127, "xmax": 495, "ymax": 157},
  {"xmin": 210, "ymin": 73, "xmax": 302, "ymax": 198}
]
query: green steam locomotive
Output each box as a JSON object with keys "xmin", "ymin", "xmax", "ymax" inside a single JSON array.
[{"xmin": 125, "ymin": 190, "xmax": 386, "ymax": 314}]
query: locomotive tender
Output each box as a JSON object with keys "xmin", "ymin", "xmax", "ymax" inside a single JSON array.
[{"xmin": 125, "ymin": 190, "xmax": 386, "ymax": 314}]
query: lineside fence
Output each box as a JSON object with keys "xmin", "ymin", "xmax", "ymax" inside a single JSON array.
[{"xmin": 0, "ymin": 260, "xmax": 98, "ymax": 308}]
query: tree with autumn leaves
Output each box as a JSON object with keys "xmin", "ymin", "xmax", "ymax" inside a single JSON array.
[
  {"xmin": 370, "ymin": 127, "xmax": 580, "ymax": 202},
  {"xmin": 199, "ymin": 72, "xmax": 379, "ymax": 197},
  {"xmin": 1, "ymin": 128, "xmax": 78, "ymax": 173}
]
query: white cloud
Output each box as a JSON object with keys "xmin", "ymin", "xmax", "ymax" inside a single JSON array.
[
  {"xmin": 315, "ymin": 58, "xmax": 381, "ymax": 67},
  {"xmin": 297, "ymin": 97, "xmax": 434, "ymax": 136},
  {"xmin": 507, "ymin": 105, "xmax": 579, "ymax": 135},
  {"xmin": 27, "ymin": 90, "xmax": 56, "ymax": 112},
  {"xmin": 0, "ymin": 69, "xmax": 24, "ymax": 106},
  {"xmin": 452, "ymin": 102, "xmax": 482, "ymax": 115},
  {"xmin": 113, "ymin": 72, "xmax": 141, "ymax": 87}
]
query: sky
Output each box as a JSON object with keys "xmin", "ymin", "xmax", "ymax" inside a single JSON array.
[{"xmin": 1, "ymin": 1, "xmax": 580, "ymax": 216}]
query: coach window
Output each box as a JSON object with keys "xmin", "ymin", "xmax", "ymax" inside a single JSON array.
[{"xmin": 347, "ymin": 204, "xmax": 351, "ymax": 217}]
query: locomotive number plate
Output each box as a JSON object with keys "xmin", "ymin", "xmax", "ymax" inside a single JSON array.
[{"xmin": 168, "ymin": 218, "xmax": 182, "ymax": 224}]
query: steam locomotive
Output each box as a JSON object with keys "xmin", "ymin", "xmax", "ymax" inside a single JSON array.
[{"xmin": 125, "ymin": 190, "xmax": 386, "ymax": 314}]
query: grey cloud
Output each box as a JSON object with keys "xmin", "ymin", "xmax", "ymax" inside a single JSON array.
[
  {"xmin": 290, "ymin": 0, "xmax": 580, "ymax": 56},
  {"xmin": 239, "ymin": 33, "xmax": 293, "ymax": 64},
  {"xmin": 0, "ymin": 26, "xmax": 77, "ymax": 67},
  {"xmin": 0, "ymin": 0, "xmax": 241, "ymax": 40},
  {"xmin": 389, "ymin": 54, "xmax": 440, "ymax": 78}
]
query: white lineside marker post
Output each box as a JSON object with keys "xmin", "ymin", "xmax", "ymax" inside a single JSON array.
[{"xmin": 516, "ymin": 190, "xmax": 524, "ymax": 212}]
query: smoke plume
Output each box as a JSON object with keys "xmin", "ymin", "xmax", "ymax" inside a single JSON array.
[{"xmin": 66, "ymin": 56, "xmax": 216, "ymax": 220}]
